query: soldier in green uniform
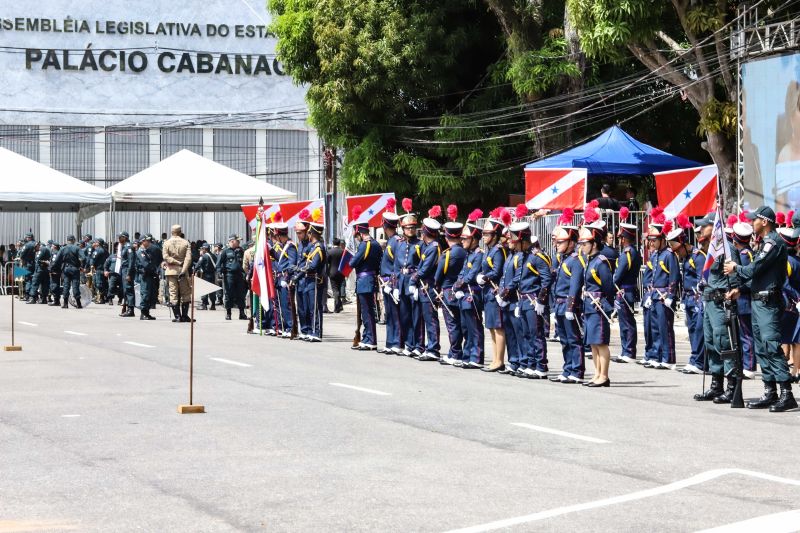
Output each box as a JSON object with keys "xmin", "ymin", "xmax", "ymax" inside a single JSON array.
[
  {"xmin": 724, "ymin": 206, "xmax": 797, "ymax": 412},
  {"xmin": 692, "ymin": 212, "xmax": 741, "ymax": 404}
]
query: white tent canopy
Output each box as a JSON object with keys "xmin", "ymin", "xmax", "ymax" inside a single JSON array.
[
  {"xmin": 0, "ymin": 147, "xmax": 109, "ymax": 211},
  {"xmin": 110, "ymin": 149, "xmax": 296, "ymax": 209}
]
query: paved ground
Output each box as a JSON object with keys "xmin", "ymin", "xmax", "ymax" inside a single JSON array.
[{"xmin": 1, "ymin": 297, "xmax": 799, "ymax": 532}]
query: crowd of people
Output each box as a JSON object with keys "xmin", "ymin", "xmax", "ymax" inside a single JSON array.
[{"xmin": 10, "ymin": 196, "xmax": 800, "ymax": 413}]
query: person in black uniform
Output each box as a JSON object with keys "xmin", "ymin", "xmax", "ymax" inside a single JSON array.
[
  {"xmin": 196, "ymin": 243, "xmax": 218, "ymax": 310},
  {"xmin": 48, "ymin": 242, "xmax": 63, "ymax": 307},
  {"xmin": 20, "ymin": 232, "xmax": 36, "ymax": 301},
  {"xmin": 92, "ymin": 239, "xmax": 109, "ymax": 304},
  {"xmin": 117, "ymin": 232, "xmax": 137, "ymax": 317},
  {"xmin": 217, "ymin": 234, "xmax": 247, "ymax": 320},
  {"xmin": 104, "ymin": 242, "xmax": 123, "ymax": 305},
  {"xmin": 136, "ymin": 235, "xmax": 158, "ymax": 320},
  {"xmin": 52, "ymin": 235, "xmax": 82, "ymax": 309},
  {"xmin": 27, "ymin": 241, "xmax": 51, "ymax": 304}
]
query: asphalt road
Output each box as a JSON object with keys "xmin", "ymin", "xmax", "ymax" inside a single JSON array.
[{"xmin": 1, "ymin": 297, "xmax": 799, "ymax": 532}]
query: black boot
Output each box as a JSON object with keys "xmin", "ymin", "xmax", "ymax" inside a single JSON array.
[
  {"xmin": 121, "ymin": 308, "xmax": 135, "ymax": 317},
  {"xmin": 119, "ymin": 304, "xmax": 128, "ymax": 316},
  {"xmin": 25, "ymin": 296, "xmax": 38, "ymax": 304},
  {"xmin": 39, "ymin": 298, "xmax": 48, "ymax": 304},
  {"xmin": 239, "ymin": 309, "xmax": 248, "ymax": 320},
  {"xmin": 171, "ymin": 304, "xmax": 182, "ymax": 323},
  {"xmin": 75, "ymin": 298, "xmax": 82, "ymax": 309},
  {"xmin": 693, "ymin": 374, "xmax": 723, "ymax": 401},
  {"xmin": 713, "ymin": 377, "xmax": 737, "ymax": 404},
  {"xmin": 210, "ymin": 302, "xmax": 216, "ymax": 310},
  {"xmin": 769, "ymin": 381, "xmax": 798, "ymax": 412},
  {"xmin": 48, "ymin": 298, "xmax": 60, "ymax": 307},
  {"xmin": 180, "ymin": 304, "xmax": 194, "ymax": 322},
  {"xmin": 747, "ymin": 381, "xmax": 779, "ymax": 409},
  {"xmin": 199, "ymin": 303, "xmax": 208, "ymax": 311},
  {"xmin": 225, "ymin": 309, "xmax": 232, "ymax": 320},
  {"xmin": 61, "ymin": 300, "xmax": 69, "ymax": 309}
]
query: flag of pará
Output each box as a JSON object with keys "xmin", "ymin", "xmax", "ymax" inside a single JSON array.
[
  {"xmin": 251, "ymin": 213, "xmax": 270, "ymax": 312},
  {"xmin": 241, "ymin": 199, "xmax": 325, "ymax": 229},
  {"xmin": 524, "ymin": 168, "xmax": 587, "ymax": 210},
  {"xmin": 346, "ymin": 193, "xmax": 396, "ymax": 227},
  {"xmin": 338, "ymin": 214, "xmax": 356, "ymax": 277},
  {"xmin": 702, "ymin": 206, "xmax": 732, "ymax": 281},
  {"xmin": 656, "ymin": 164, "xmax": 718, "ymax": 218}
]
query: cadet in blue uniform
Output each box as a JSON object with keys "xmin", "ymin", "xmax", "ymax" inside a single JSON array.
[
  {"xmin": 496, "ymin": 228, "xmax": 522, "ymax": 375},
  {"xmin": 667, "ymin": 219, "xmax": 707, "ymax": 374},
  {"xmin": 777, "ymin": 228, "xmax": 800, "ymax": 382},
  {"xmin": 217, "ymin": 234, "xmax": 248, "ymax": 321},
  {"xmin": 457, "ymin": 213, "xmax": 485, "ymax": 369},
  {"xmin": 27, "ymin": 242, "xmax": 50, "ymax": 304},
  {"xmin": 515, "ymin": 227, "xmax": 553, "ymax": 379},
  {"xmin": 550, "ymin": 221, "xmax": 585, "ymax": 383},
  {"xmin": 394, "ymin": 212, "xmax": 423, "ymax": 357},
  {"xmin": 477, "ymin": 210, "xmax": 509, "ymax": 372},
  {"xmin": 20, "ymin": 233, "xmax": 36, "ymax": 301},
  {"xmin": 731, "ymin": 223, "xmax": 756, "ymax": 378},
  {"xmin": 349, "ymin": 219, "xmax": 383, "ymax": 350},
  {"xmin": 293, "ymin": 220, "xmax": 311, "ymax": 337},
  {"xmin": 613, "ymin": 221, "xmax": 642, "ymax": 363},
  {"xmin": 577, "ymin": 223, "xmax": 615, "ymax": 387},
  {"xmin": 52, "ymin": 235, "xmax": 82, "ymax": 309},
  {"xmin": 378, "ymin": 211, "xmax": 402, "ymax": 354},
  {"xmin": 639, "ymin": 245, "xmax": 657, "ymax": 366},
  {"xmin": 725, "ymin": 206, "xmax": 796, "ymax": 412},
  {"xmin": 436, "ymin": 219, "xmax": 466, "ymax": 364},
  {"xmin": 273, "ymin": 222, "xmax": 298, "ymax": 337},
  {"xmin": 645, "ymin": 219, "xmax": 680, "ymax": 369},
  {"xmin": 412, "ymin": 216, "xmax": 442, "ymax": 361},
  {"xmin": 292, "ymin": 221, "xmax": 326, "ymax": 341}
]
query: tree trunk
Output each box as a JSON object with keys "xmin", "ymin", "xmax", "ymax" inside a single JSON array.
[
  {"xmin": 562, "ymin": 3, "xmax": 588, "ymax": 146},
  {"xmin": 703, "ymin": 130, "xmax": 738, "ymax": 207}
]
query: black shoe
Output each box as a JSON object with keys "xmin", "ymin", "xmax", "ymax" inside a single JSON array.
[
  {"xmin": 225, "ymin": 310, "xmax": 232, "ymax": 320},
  {"xmin": 210, "ymin": 304, "xmax": 216, "ymax": 311},
  {"xmin": 238, "ymin": 310, "xmax": 248, "ymax": 320},
  {"xmin": 199, "ymin": 304, "xmax": 208, "ymax": 311},
  {"xmin": 48, "ymin": 300, "xmax": 61, "ymax": 307},
  {"xmin": 39, "ymin": 299, "xmax": 48, "ymax": 304},
  {"xmin": 180, "ymin": 304, "xmax": 194, "ymax": 322},
  {"xmin": 769, "ymin": 382, "xmax": 798, "ymax": 412},
  {"xmin": 75, "ymin": 298, "xmax": 82, "ymax": 309},
  {"xmin": 25, "ymin": 297, "xmax": 38, "ymax": 304},
  {"xmin": 586, "ymin": 379, "xmax": 611, "ymax": 387},
  {"xmin": 694, "ymin": 375, "xmax": 724, "ymax": 401},
  {"xmin": 171, "ymin": 305, "xmax": 182, "ymax": 323},
  {"xmin": 481, "ymin": 365, "xmax": 504, "ymax": 373},
  {"xmin": 61, "ymin": 302, "xmax": 69, "ymax": 309},
  {"xmin": 140, "ymin": 313, "xmax": 156, "ymax": 320},
  {"xmin": 747, "ymin": 382, "xmax": 779, "ymax": 409},
  {"xmin": 713, "ymin": 378, "xmax": 737, "ymax": 404}
]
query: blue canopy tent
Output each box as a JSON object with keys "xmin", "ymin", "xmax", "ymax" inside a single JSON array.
[{"xmin": 524, "ymin": 125, "xmax": 702, "ymax": 175}]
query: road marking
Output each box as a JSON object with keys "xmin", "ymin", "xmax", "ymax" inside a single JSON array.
[
  {"xmin": 329, "ymin": 383, "xmax": 391, "ymax": 396},
  {"xmin": 0, "ymin": 520, "xmax": 79, "ymax": 532},
  {"xmin": 445, "ymin": 469, "xmax": 800, "ymax": 533},
  {"xmin": 18, "ymin": 321, "xmax": 37, "ymax": 326},
  {"xmin": 210, "ymin": 357, "xmax": 252, "ymax": 368},
  {"xmin": 61, "ymin": 414, "xmax": 80, "ymax": 418},
  {"xmin": 63, "ymin": 330, "xmax": 87, "ymax": 336},
  {"xmin": 696, "ymin": 509, "xmax": 800, "ymax": 533},
  {"xmin": 511, "ymin": 422, "xmax": 610, "ymax": 444},
  {"xmin": 124, "ymin": 341, "xmax": 155, "ymax": 348}
]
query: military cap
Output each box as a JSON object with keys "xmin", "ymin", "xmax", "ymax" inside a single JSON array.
[
  {"xmin": 421, "ymin": 218, "xmax": 441, "ymax": 237},
  {"xmin": 508, "ymin": 221, "xmax": 531, "ymax": 242},
  {"xmin": 228, "ymin": 233, "xmax": 240, "ymax": 241},
  {"xmin": 443, "ymin": 221, "xmax": 464, "ymax": 239},
  {"xmin": 66, "ymin": 234, "xmax": 76, "ymax": 242},
  {"xmin": 25, "ymin": 232, "xmax": 34, "ymax": 239},
  {"xmin": 732, "ymin": 222, "xmax": 753, "ymax": 244},
  {"xmin": 308, "ymin": 221, "xmax": 325, "ymax": 235},
  {"xmin": 382, "ymin": 212, "xmax": 400, "ymax": 228},
  {"xmin": 272, "ymin": 222, "xmax": 289, "ymax": 236},
  {"xmin": 201, "ymin": 243, "xmax": 210, "ymax": 250},
  {"xmin": 745, "ymin": 205, "xmax": 776, "ymax": 224},
  {"xmin": 118, "ymin": 231, "xmax": 130, "ymax": 239}
]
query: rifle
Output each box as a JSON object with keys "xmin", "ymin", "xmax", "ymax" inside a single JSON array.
[
  {"xmin": 721, "ymin": 297, "xmax": 745, "ymax": 408},
  {"xmin": 289, "ymin": 284, "xmax": 298, "ymax": 339},
  {"xmin": 353, "ymin": 294, "xmax": 362, "ymax": 347}
]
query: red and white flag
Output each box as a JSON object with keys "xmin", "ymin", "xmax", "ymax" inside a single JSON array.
[
  {"xmin": 656, "ymin": 165, "xmax": 717, "ymax": 218},
  {"xmin": 346, "ymin": 193, "xmax": 396, "ymax": 227},
  {"xmin": 241, "ymin": 199, "xmax": 325, "ymax": 229},
  {"xmin": 524, "ymin": 168, "xmax": 587, "ymax": 210},
  {"xmin": 251, "ymin": 213, "xmax": 270, "ymax": 311}
]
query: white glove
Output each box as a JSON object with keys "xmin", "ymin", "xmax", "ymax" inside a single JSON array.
[
  {"xmin": 795, "ymin": 301, "xmax": 800, "ymax": 313},
  {"xmin": 410, "ymin": 286, "xmax": 419, "ymax": 301},
  {"xmin": 643, "ymin": 297, "xmax": 652, "ymax": 309},
  {"xmin": 454, "ymin": 290, "xmax": 465, "ymax": 300},
  {"xmin": 495, "ymin": 294, "xmax": 505, "ymax": 306},
  {"xmin": 679, "ymin": 302, "xmax": 686, "ymax": 311},
  {"xmin": 392, "ymin": 288, "xmax": 400, "ymax": 300},
  {"xmin": 476, "ymin": 274, "xmax": 486, "ymax": 286},
  {"xmin": 383, "ymin": 285, "xmax": 392, "ymax": 295},
  {"xmin": 664, "ymin": 297, "xmax": 673, "ymax": 308},
  {"xmin": 280, "ymin": 280, "xmax": 288, "ymax": 288},
  {"xmin": 514, "ymin": 306, "xmax": 521, "ymax": 318},
  {"xmin": 565, "ymin": 311, "xmax": 575, "ymax": 321},
  {"xmin": 535, "ymin": 301, "xmax": 545, "ymax": 315}
]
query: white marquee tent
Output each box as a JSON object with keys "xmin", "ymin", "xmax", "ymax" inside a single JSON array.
[
  {"xmin": 0, "ymin": 147, "xmax": 109, "ymax": 211},
  {"xmin": 77, "ymin": 149, "xmax": 297, "ymax": 229}
]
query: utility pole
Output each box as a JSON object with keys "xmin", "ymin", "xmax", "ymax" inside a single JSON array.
[{"xmin": 323, "ymin": 146, "xmax": 337, "ymax": 242}]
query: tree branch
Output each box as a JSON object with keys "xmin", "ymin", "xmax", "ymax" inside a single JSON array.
[
  {"xmin": 656, "ymin": 30, "xmax": 686, "ymax": 53},
  {"xmin": 670, "ymin": 0, "xmax": 714, "ymax": 95},
  {"xmin": 627, "ymin": 43, "xmax": 704, "ymax": 110},
  {"xmin": 714, "ymin": 0, "xmax": 736, "ymax": 100}
]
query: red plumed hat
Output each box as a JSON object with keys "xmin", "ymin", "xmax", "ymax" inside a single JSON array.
[
  {"xmin": 676, "ymin": 213, "xmax": 691, "ymax": 229},
  {"xmin": 385, "ymin": 197, "xmax": 396, "ymax": 213},
  {"xmin": 402, "ymin": 197, "xmax": 413, "ymax": 214},
  {"xmin": 583, "ymin": 206, "xmax": 600, "ymax": 224},
  {"xmin": 447, "ymin": 204, "xmax": 458, "ymax": 222},
  {"xmin": 515, "ymin": 204, "xmax": 528, "ymax": 219},
  {"xmin": 350, "ymin": 205, "xmax": 363, "ymax": 222},
  {"xmin": 428, "ymin": 205, "xmax": 442, "ymax": 219},
  {"xmin": 467, "ymin": 209, "xmax": 483, "ymax": 223},
  {"xmin": 619, "ymin": 206, "xmax": 629, "ymax": 221}
]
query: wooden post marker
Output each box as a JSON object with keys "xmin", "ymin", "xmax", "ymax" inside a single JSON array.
[
  {"xmin": 4, "ymin": 280, "xmax": 22, "ymax": 351},
  {"xmin": 178, "ymin": 274, "xmax": 204, "ymax": 414}
]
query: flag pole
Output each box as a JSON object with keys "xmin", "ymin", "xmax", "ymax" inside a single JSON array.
[
  {"xmin": 4, "ymin": 265, "xmax": 21, "ymax": 351},
  {"xmin": 179, "ymin": 273, "xmax": 204, "ymax": 413}
]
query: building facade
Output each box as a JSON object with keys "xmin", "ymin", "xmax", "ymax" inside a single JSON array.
[{"xmin": 0, "ymin": 0, "xmax": 320, "ymax": 244}]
